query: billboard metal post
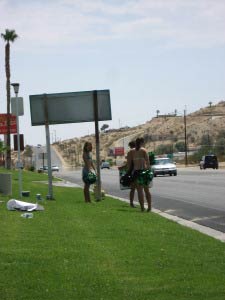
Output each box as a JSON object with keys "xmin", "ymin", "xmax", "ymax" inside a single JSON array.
[
  {"xmin": 44, "ymin": 94, "xmax": 54, "ymax": 200},
  {"xmin": 93, "ymin": 90, "xmax": 101, "ymax": 201}
]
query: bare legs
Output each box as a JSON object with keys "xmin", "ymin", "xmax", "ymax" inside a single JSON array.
[
  {"xmin": 144, "ymin": 186, "xmax": 152, "ymax": 211},
  {"xmin": 136, "ymin": 184, "xmax": 145, "ymax": 211},
  {"xmin": 84, "ymin": 183, "xmax": 91, "ymax": 203},
  {"xmin": 129, "ymin": 183, "xmax": 136, "ymax": 207},
  {"xmin": 136, "ymin": 183, "xmax": 152, "ymax": 212}
]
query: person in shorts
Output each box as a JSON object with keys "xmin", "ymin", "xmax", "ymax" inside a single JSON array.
[
  {"xmin": 82, "ymin": 142, "xmax": 96, "ymax": 203},
  {"xmin": 127, "ymin": 141, "xmax": 136, "ymax": 208},
  {"xmin": 127, "ymin": 137, "xmax": 152, "ymax": 212}
]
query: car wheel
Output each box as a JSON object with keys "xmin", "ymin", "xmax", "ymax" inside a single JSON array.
[
  {"xmin": 174, "ymin": 173, "xmax": 177, "ymax": 176},
  {"xmin": 169, "ymin": 173, "xmax": 172, "ymax": 176},
  {"xmin": 154, "ymin": 174, "xmax": 157, "ymax": 177}
]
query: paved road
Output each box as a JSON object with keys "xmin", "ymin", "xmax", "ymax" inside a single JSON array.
[
  {"xmin": 58, "ymin": 167, "xmax": 225, "ymax": 233},
  {"xmin": 32, "ymin": 145, "xmax": 63, "ymax": 170}
]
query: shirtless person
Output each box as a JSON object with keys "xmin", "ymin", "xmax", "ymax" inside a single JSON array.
[
  {"xmin": 127, "ymin": 141, "xmax": 136, "ymax": 207},
  {"xmin": 127, "ymin": 137, "xmax": 152, "ymax": 212}
]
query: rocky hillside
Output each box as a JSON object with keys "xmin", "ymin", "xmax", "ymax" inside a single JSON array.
[{"xmin": 53, "ymin": 101, "xmax": 225, "ymax": 166}]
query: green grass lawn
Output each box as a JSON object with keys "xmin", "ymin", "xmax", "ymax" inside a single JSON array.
[{"xmin": 0, "ymin": 168, "xmax": 225, "ymax": 300}]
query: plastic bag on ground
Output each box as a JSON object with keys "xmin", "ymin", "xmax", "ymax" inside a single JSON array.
[{"xmin": 7, "ymin": 199, "xmax": 44, "ymax": 211}]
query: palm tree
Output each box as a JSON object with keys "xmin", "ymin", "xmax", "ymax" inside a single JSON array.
[
  {"xmin": 0, "ymin": 139, "xmax": 6, "ymax": 166},
  {"xmin": 1, "ymin": 29, "xmax": 18, "ymax": 169}
]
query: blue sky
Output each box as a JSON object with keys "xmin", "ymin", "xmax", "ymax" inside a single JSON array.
[{"xmin": 0, "ymin": 0, "xmax": 225, "ymax": 145}]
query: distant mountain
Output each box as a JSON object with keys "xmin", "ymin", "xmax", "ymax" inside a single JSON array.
[{"xmin": 53, "ymin": 101, "xmax": 225, "ymax": 165}]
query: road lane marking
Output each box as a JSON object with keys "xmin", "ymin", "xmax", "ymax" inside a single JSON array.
[{"xmin": 191, "ymin": 215, "xmax": 222, "ymax": 222}]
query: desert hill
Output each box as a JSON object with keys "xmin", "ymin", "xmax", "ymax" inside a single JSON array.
[{"xmin": 53, "ymin": 101, "xmax": 225, "ymax": 166}]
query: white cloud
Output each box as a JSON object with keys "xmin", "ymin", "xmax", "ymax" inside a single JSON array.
[{"xmin": 0, "ymin": 0, "xmax": 225, "ymax": 51}]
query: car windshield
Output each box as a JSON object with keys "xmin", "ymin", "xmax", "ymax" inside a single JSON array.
[{"xmin": 155, "ymin": 158, "xmax": 172, "ymax": 165}]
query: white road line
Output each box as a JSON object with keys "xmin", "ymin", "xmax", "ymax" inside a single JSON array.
[{"xmin": 191, "ymin": 215, "xmax": 221, "ymax": 222}]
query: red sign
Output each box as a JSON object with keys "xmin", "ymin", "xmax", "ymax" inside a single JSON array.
[
  {"xmin": 0, "ymin": 114, "xmax": 17, "ymax": 134},
  {"xmin": 114, "ymin": 147, "xmax": 125, "ymax": 156}
]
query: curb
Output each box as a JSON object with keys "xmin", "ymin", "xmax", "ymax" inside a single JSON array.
[
  {"xmin": 107, "ymin": 194, "xmax": 225, "ymax": 243},
  {"xmin": 51, "ymin": 180, "xmax": 225, "ymax": 243}
]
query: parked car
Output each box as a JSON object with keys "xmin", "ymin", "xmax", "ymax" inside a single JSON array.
[
  {"xmin": 38, "ymin": 166, "xmax": 48, "ymax": 171},
  {"xmin": 199, "ymin": 155, "xmax": 218, "ymax": 170},
  {"xmin": 101, "ymin": 161, "xmax": 110, "ymax": 169},
  {"xmin": 152, "ymin": 157, "xmax": 177, "ymax": 177},
  {"xmin": 38, "ymin": 165, "xmax": 59, "ymax": 172},
  {"xmin": 51, "ymin": 165, "xmax": 59, "ymax": 172}
]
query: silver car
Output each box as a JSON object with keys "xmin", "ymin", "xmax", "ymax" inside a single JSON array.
[
  {"xmin": 101, "ymin": 161, "xmax": 110, "ymax": 169},
  {"xmin": 152, "ymin": 157, "xmax": 177, "ymax": 177}
]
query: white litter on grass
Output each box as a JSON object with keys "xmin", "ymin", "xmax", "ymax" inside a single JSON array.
[
  {"xmin": 7, "ymin": 199, "xmax": 44, "ymax": 211},
  {"xmin": 21, "ymin": 212, "xmax": 33, "ymax": 218}
]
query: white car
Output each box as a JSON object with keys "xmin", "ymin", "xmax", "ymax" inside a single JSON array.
[
  {"xmin": 51, "ymin": 165, "xmax": 59, "ymax": 172},
  {"xmin": 39, "ymin": 165, "xmax": 59, "ymax": 172},
  {"xmin": 152, "ymin": 157, "xmax": 177, "ymax": 177}
]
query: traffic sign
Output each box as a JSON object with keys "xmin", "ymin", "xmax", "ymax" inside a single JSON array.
[{"xmin": 0, "ymin": 114, "xmax": 17, "ymax": 134}]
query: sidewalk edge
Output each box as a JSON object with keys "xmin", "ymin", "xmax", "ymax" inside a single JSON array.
[{"xmin": 107, "ymin": 194, "xmax": 225, "ymax": 243}]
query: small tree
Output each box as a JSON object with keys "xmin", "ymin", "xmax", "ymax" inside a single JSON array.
[
  {"xmin": 23, "ymin": 145, "xmax": 33, "ymax": 169},
  {"xmin": 23, "ymin": 145, "xmax": 33, "ymax": 158},
  {"xmin": 156, "ymin": 143, "xmax": 173, "ymax": 155},
  {"xmin": 217, "ymin": 130, "xmax": 225, "ymax": 139},
  {"xmin": 200, "ymin": 134, "xmax": 214, "ymax": 154},
  {"xmin": 214, "ymin": 138, "xmax": 225, "ymax": 156},
  {"xmin": 0, "ymin": 140, "xmax": 6, "ymax": 165},
  {"xmin": 174, "ymin": 141, "xmax": 186, "ymax": 152}
]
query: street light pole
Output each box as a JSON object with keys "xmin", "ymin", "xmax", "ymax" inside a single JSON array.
[{"xmin": 11, "ymin": 83, "xmax": 22, "ymax": 198}]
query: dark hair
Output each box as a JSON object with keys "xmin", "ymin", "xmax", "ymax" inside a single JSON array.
[
  {"xmin": 83, "ymin": 142, "xmax": 92, "ymax": 152},
  {"xmin": 128, "ymin": 141, "xmax": 135, "ymax": 148},
  {"xmin": 135, "ymin": 137, "xmax": 144, "ymax": 150}
]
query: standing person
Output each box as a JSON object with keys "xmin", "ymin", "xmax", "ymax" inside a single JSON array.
[
  {"xmin": 82, "ymin": 142, "xmax": 96, "ymax": 203},
  {"xmin": 127, "ymin": 141, "xmax": 136, "ymax": 208},
  {"xmin": 127, "ymin": 137, "xmax": 152, "ymax": 212}
]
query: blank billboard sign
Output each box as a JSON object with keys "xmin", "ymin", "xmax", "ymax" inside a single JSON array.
[{"xmin": 29, "ymin": 90, "xmax": 111, "ymax": 126}]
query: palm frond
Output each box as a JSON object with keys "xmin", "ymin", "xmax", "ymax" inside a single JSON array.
[{"xmin": 1, "ymin": 29, "xmax": 18, "ymax": 42}]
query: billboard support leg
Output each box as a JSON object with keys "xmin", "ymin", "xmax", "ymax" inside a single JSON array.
[
  {"xmin": 44, "ymin": 94, "xmax": 54, "ymax": 200},
  {"xmin": 93, "ymin": 90, "xmax": 101, "ymax": 201}
]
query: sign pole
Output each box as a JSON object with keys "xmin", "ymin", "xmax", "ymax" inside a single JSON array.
[
  {"xmin": 44, "ymin": 94, "xmax": 54, "ymax": 199},
  {"xmin": 93, "ymin": 90, "xmax": 101, "ymax": 201}
]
